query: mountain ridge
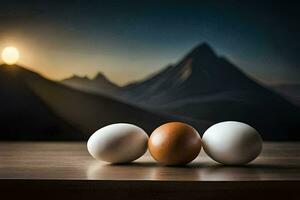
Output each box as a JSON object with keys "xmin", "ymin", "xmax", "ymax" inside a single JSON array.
[
  {"xmin": 0, "ymin": 64, "xmax": 210, "ymax": 140},
  {"xmin": 61, "ymin": 72, "xmax": 120, "ymax": 96}
]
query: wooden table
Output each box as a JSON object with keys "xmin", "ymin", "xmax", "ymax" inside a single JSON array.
[{"xmin": 0, "ymin": 142, "xmax": 299, "ymax": 200}]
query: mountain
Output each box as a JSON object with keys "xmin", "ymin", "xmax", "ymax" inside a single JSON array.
[
  {"xmin": 122, "ymin": 43, "xmax": 300, "ymax": 140},
  {"xmin": 0, "ymin": 64, "xmax": 206, "ymax": 140},
  {"xmin": 61, "ymin": 72, "xmax": 119, "ymax": 97},
  {"xmin": 270, "ymin": 83, "xmax": 300, "ymax": 106},
  {"xmin": 123, "ymin": 43, "xmax": 266, "ymax": 103},
  {"xmin": 0, "ymin": 65, "xmax": 81, "ymax": 140}
]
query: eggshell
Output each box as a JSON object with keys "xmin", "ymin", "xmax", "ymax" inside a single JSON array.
[
  {"xmin": 148, "ymin": 122, "xmax": 201, "ymax": 165},
  {"xmin": 87, "ymin": 123, "xmax": 148, "ymax": 163},
  {"xmin": 202, "ymin": 121, "xmax": 263, "ymax": 165}
]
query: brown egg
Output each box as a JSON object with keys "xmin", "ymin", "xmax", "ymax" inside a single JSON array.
[{"xmin": 148, "ymin": 122, "xmax": 201, "ymax": 165}]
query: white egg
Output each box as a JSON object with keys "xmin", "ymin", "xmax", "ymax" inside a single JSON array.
[
  {"xmin": 87, "ymin": 123, "xmax": 149, "ymax": 163},
  {"xmin": 202, "ymin": 121, "xmax": 263, "ymax": 165}
]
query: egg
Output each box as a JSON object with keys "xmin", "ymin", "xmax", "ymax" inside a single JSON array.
[
  {"xmin": 148, "ymin": 122, "xmax": 201, "ymax": 165},
  {"xmin": 202, "ymin": 121, "xmax": 263, "ymax": 165},
  {"xmin": 87, "ymin": 123, "xmax": 148, "ymax": 164}
]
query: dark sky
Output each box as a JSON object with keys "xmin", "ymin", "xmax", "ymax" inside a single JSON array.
[{"xmin": 0, "ymin": 0, "xmax": 299, "ymax": 85}]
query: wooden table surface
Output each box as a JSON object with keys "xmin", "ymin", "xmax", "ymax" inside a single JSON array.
[{"xmin": 0, "ymin": 142, "xmax": 300, "ymax": 199}]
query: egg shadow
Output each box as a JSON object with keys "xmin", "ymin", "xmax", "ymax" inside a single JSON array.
[
  {"xmin": 86, "ymin": 160, "xmax": 158, "ymax": 180},
  {"xmin": 108, "ymin": 161, "xmax": 158, "ymax": 167}
]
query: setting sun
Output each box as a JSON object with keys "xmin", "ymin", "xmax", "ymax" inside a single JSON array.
[{"xmin": 1, "ymin": 47, "xmax": 20, "ymax": 65}]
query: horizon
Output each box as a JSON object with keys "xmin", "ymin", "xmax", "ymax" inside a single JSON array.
[
  {"xmin": 1, "ymin": 41, "xmax": 299, "ymax": 86},
  {"xmin": 1, "ymin": 43, "xmax": 299, "ymax": 86}
]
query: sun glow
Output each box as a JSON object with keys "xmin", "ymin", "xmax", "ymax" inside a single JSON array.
[{"xmin": 1, "ymin": 47, "xmax": 20, "ymax": 65}]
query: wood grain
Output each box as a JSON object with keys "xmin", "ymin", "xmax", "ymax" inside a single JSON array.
[{"xmin": 0, "ymin": 142, "xmax": 299, "ymax": 199}]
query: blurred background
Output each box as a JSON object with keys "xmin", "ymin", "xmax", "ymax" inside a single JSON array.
[{"xmin": 0, "ymin": 0, "xmax": 299, "ymax": 141}]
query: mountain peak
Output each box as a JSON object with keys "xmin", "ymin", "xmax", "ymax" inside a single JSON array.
[
  {"xmin": 66, "ymin": 75, "xmax": 90, "ymax": 81},
  {"xmin": 174, "ymin": 42, "xmax": 218, "ymax": 72},
  {"xmin": 186, "ymin": 42, "xmax": 217, "ymax": 59},
  {"xmin": 94, "ymin": 72, "xmax": 106, "ymax": 80}
]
